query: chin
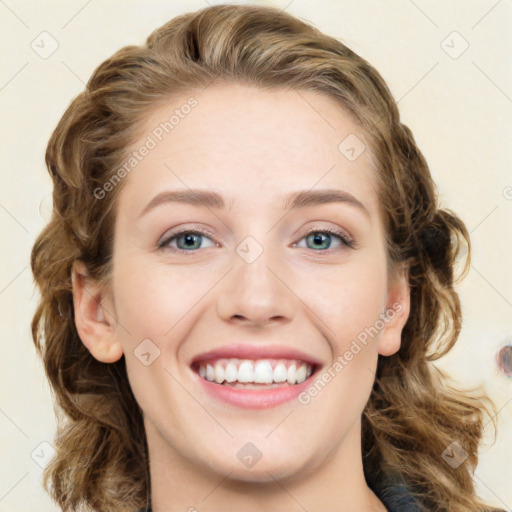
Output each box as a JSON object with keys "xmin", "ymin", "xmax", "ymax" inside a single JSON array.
[{"xmin": 197, "ymin": 440, "xmax": 314, "ymax": 484}]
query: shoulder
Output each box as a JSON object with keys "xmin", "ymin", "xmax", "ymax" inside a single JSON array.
[
  {"xmin": 368, "ymin": 473, "xmax": 422, "ymax": 512},
  {"xmin": 376, "ymin": 482, "xmax": 422, "ymax": 511},
  {"xmin": 368, "ymin": 475, "xmax": 508, "ymax": 512}
]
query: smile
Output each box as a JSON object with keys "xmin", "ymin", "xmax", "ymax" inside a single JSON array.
[
  {"xmin": 194, "ymin": 358, "xmax": 314, "ymax": 387},
  {"xmin": 190, "ymin": 343, "xmax": 321, "ymax": 409}
]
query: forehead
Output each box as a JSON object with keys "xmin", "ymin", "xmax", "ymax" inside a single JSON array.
[{"xmin": 116, "ymin": 82, "xmax": 379, "ymax": 219}]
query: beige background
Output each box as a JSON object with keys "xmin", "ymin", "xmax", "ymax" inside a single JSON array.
[{"xmin": 0, "ymin": 0, "xmax": 511, "ymax": 510}]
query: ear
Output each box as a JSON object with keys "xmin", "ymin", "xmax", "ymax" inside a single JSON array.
[
  {"xmin": 71, "ymin": 260, "xmax": 124, "ymax": 363},
  {"xmin": 377, "ymin": 264, "xmax": 411, "ymax": 357}
]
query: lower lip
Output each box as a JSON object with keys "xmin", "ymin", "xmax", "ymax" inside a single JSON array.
[{"xmin": 194, "ymin": 371, "xmax": 316, "ymax": 409}]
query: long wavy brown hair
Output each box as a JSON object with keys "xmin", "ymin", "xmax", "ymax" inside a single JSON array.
[{"xmin": 30, "ymin": 4, "xmax": 503, "ymax": 511}]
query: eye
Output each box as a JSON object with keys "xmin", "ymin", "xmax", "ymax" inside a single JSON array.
[
  {"xmin": 294, "ymin": 227, "xmax": 354, "ymax": 251},
  {"xmin": 157, "ymin": 226, "xmax": 354, "ymax": 254},
  {"xmin": 158, "ymin": 228, "xmax": 217, "ymax": 253}
]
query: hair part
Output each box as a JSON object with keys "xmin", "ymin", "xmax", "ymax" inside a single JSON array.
[{"xmin": 31, "ymin": 4, "xmax": 501, "ymax": 511}]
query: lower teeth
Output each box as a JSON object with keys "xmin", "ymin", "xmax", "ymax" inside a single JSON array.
[{"xmin": 220, "ymin": 381, "xmax": 295, "ymax": 389}]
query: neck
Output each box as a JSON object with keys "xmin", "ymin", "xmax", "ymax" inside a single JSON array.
[{"xmin": 146, "ymin": 417, "xmax": 386, "ymax": 512}]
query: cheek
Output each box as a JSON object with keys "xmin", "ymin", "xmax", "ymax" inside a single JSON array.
[
  {"xmin": 112, "ymin": 228, "xmax": 389, "ymax": 347},
  {"xmin": 112, "ymin": 259, "xmax": 217, "ymax": 345},
  {"xmin": 302, "ymin": 255, "xmax": 388, "ymax": 349},
  {"xmin": 111, "ymin": 261, "xmax": 210, "ymax": 414},
  {"xmin": 296, "ymin": 257, "xmax": 387, "ymax": 435}
]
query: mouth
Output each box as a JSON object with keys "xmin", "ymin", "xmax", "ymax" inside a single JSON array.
[
  {"xmin": 189, "ymin": 344, "xmax": 321, "ymax": 409},
  {"xmin": 192, "ymin": 358, "xmax": 316, "ymax": 388}
]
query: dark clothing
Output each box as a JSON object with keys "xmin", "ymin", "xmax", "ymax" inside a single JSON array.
[{"xmin": 367, "ymin": 474, "xmax": 422, "ymax": 511}]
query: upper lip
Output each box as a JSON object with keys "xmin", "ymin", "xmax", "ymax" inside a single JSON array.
[{"xmin": 190, "ymin": 343, "xmax": 322, "ymax": 367}]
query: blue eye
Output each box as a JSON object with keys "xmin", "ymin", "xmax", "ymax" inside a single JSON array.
[
  {"xmin": 158, "ymin": 227, "xmax": 353, "ymax": 253},
  {"xmin": 158, "ymin": 229, "xmax": 216, "ymax": 252},
  {"xmin": 306, "ymin": 232, "xmax": 337, "ymax": 250},
  {"xmin": 296, "ymin": 228, "xmax": 353, "ymax": 251}
]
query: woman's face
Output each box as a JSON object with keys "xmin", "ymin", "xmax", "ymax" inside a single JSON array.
[{"xmin": 92, "ymin": 83, "xmax": 409, "ymax": 482}]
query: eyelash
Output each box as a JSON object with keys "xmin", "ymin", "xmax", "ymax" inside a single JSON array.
[{"xmin": 157, "ymin": 226, "xmax": 354, "ymax": 254}]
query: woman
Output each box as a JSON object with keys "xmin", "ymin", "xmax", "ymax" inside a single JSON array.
[{"xmin": 30, "ymin": 4, "xmax": 504, "ymax": 511}]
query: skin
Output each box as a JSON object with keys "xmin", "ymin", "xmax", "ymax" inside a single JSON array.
[{"xmin": 72, "ymin": 82, "xmax": 410, "ymax": 512}]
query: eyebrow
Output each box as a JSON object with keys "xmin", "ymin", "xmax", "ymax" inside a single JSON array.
[{"xmin": 138, "ymin": 188, "xmax": 370, "ymax": 219}]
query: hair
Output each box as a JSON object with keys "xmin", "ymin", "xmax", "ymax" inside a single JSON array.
[{"xmin": 30, "ymin": 4, "xmax": 503, "ymax": 512}]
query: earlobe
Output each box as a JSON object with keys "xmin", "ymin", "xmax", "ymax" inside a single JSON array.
[
  {"xmin": 377, "ymin": 266, "xmax": 411, "ymax": 357},
  {"xmin": 71, "ymin": 261, "xmax": 124, "ymax": 363}
]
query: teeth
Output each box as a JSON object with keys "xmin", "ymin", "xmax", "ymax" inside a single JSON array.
[
  {"xmin": 273, "ymin": 363, "xmax": 287, "ymax": 383},
  {"xmin": 205, "ymin": 363, "xmax": 214, "ymax": 382},
  {"xmin": 254, "ymin": 361, "xmax": 273, "ymax": 384},
  {"xmin": 214, "ymin": 363, "xmax": 225, "ymax": 384},
  {"xmin": 197, "ymin": 359, "xmax": 313, "ymax": 386},
  {"xmin": 224, "ymin": 361, "xmax": 238, "ymax": 383},
  {"xmin": 287, "ymin": 364, "xmax": 296, "ymax": 385},
  {"xmin": 238, "ymin": 361, "xmax": 254, "ymax": 383},
  {"xmin": 295, "ymin": 364, "xmax": 307, "ymax": 383}
]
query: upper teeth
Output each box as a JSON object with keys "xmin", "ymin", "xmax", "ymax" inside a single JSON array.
[{"xmin": 197, "ymin": 359, "xmax": 313, "ymax": 385}]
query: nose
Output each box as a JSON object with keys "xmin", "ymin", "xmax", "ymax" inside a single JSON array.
[{"xmin": 216, "ymin": 243, "xmax": 296, "ymax": 328}]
